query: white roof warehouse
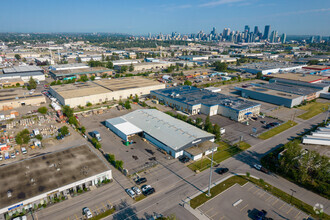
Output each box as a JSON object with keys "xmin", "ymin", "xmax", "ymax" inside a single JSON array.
[{"xmin": 105, "ymin": 109, "xmax": 215, "ymax": 160}]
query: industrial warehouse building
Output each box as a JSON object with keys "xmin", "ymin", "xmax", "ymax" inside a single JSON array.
[
  {"xmin": 150, "ymin": 86, "xmax": 261, "ymax": 122},
  {"xmin": 49, "ymin": 66, "xmax": 112, "ymax": 80},
  {"xmin": 0, "ymin": 145, "xmax": 112, "ymax": 217},
  {"xmin": 0, "ymin": 88, "xmax": 46, "ymax": 111},
  {"xmin": 114, "ymin": 61, "xmax": 175, "ymax": 72},
  {"xmin": 237, "ymin": 78, "xmax": 329, "ymax": 108},
  {"xmin": 49, "ymin": 77, "xmax": 165, "ymax": 107},
  {"xmin": 303, "ymin": 125, "xmax": 330, "ymax": 146},
  {"xmin": 236, "ymin": 62, "xmax": 305, "ymax": 75},
  {"xmin": 1, "ymin": 66, "xmax": 45, "ymax": 82},
  {"xmin": 105, "ymin": 109, "xmax": 216, "ymax": 160}
]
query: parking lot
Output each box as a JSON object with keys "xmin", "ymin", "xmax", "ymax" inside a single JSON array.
[
  {"xmin": 190, "ymin": 114, "xmax": 282, "ymax": 145},
  {"xmin": 199, "ymin": 182, "xmax": 309, "ymax": 220}
]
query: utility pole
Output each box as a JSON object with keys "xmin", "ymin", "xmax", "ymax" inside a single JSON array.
[
  {"xmin": 290, "ymin": 189, "xmax": 296, "ymax": 204},
  {"xmin": 325, "ymin": 106, "xmax": 329, "ymax": 123},
  {"xmin": 207, "ymin": 147, "xmax": 215, "ymax": 197}
]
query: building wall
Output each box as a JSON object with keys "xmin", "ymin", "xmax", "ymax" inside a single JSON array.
[
  {"xmin": 52, "ymin": 84, "xmax": 165, "ymax": 107},
  {"xmin": 105, "ymin": 121, "xmax": 128, "ymax": 141},
  {"xmin": 144, "ymin": 133, "xmax": 182, "ymax": 158},
  {"xmin": 0, "ymin": 96, "xmax": 46, "ymax": 111},
  {"xmin": 241, "ymin": 89, "xmax": 303, "ymax": 108},
  {"xmin": 0, "ymin": 75, "xmax": 45, "ymax": 83},
  {"xmin": 0, "ymin": 170, "xmax": 112, "ymax": 215}
]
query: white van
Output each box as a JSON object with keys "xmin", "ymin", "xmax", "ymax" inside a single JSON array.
[{"xmin": 21, "ymin": 147, "xmax": 27, "ymax": 154}]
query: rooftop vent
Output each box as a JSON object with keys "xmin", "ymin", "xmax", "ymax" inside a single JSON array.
[{"xmin": 7, "ymin": 190, "xmax": 12, "ymax": 198}]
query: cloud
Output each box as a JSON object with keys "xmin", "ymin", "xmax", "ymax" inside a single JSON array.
[
  {"xmin": 272, "ymin": 8, "xmax": 330, "ymax": 16},
  {"xmin": 199, "ymin": 0, "xmax": 244, "ymax": 7}
]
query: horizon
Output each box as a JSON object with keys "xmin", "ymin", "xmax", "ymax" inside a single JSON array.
[{"xmin": 0, "ymin": 0, "xmax": 329, "ymax": 35}]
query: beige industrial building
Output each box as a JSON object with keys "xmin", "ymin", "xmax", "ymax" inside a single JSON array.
[
  {"xmin": 114, "ymin": 62, "xmax": 175, "ymax": 72},
  {"xmin": 151, "ymin": 86, "xmax": 261, "ymax": 122},
  {"xmin": 0, "ymin": 89, "xmax": 46, "ymax": 111},
  {"xmin": 49, "ymin": 77, "xmax": 165, "ymax": 107}
]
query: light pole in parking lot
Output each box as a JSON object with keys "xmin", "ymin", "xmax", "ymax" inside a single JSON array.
[{"xmin": 207, "ymin": 146, "xmax": 215, "ymax": 197}]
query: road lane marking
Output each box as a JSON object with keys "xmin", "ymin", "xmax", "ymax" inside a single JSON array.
[
  {"xmin": 240, "ymin": 204, "xmax": 248, "ymax": 212},
  {"xmin": 279, "ymin": 203, "xmax": 286, "ymax": 210},
  {"xmin": 287, "ymin": 207, "xmax": 293, "ymax": 214},
  {"xmin": 295, "ymin": 211, "xmax": 301, "ymax": 219},
  {"xmin": 272, "ymin": 199, "xmax": 279, "ymax": 205}
]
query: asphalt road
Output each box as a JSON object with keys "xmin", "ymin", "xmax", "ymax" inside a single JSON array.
[{"xmin": 29, "ymin": 111, "xmax": 329, "ymax": 220}]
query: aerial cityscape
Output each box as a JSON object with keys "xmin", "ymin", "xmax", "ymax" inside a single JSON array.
[{"xmin": 0, "ymin": 1, "xmax": 329, "ymax": 220}]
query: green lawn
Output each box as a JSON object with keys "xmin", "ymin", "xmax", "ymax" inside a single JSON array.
[
  {"xmin": 190, "ymin": 175, "xmax": 248, "ymax": 209},
  {"xmin": 90, "ymin": 208, "xmax": 116, "ymax": 220},
  {"xmin": 298, "ymin": 102, "xmax": 329, "ymax": 120},
  {"xmin": 258, "ymin": 120, "xmax": 297, "ymax": 140},
  {"xmin": 187, "ymin": 158, "xmax": 212, "ymax": 172},
  {"xmin": 209, "ymin": 141, "xmax": 251, "ymax": 164}
]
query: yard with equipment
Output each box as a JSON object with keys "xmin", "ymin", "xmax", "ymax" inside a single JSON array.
[
  {"xmin": 297, "ymin": 102, "xmax": 329, "ymax": 120},
  {"xmin": 258, "ymin": 120, "xmax": 297, "ymax": 140}
]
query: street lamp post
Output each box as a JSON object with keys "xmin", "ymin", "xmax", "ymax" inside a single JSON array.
[
  {"xmin": 290, "ymin": 189, "xmax": 296, "ymax": 204},
  {"xmin": 207, "ymin": 147, "xmax": 215, "ymax": 197}
]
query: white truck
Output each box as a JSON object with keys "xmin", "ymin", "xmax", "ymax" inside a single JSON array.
[{"xmin": 91, "ymin": 131, "xmax": 101, "ymax": 141}]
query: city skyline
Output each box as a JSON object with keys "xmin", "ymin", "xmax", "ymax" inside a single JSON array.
[{"xmin": 0, "ymin": 0, "xmax": 329, "ymax": 35}]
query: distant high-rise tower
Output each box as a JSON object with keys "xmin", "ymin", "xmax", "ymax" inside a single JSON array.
[
  {"xmin": 310, "ymin": 36, "xmax": 315, "ymax": 43},
  {"xmin": 244, "ymin": 25, "xmax": 250, "ymax": 33},
  {"xmin": 211, "ymin": 27, "xmax": 217, "ymax": 35},
  {"xmin": 281, "ymin": 33, "xmax": 286, "ymax": 44},
  {"xmin": 254, "ymin": 26, "xmax": 259, "ymax": 35},
  {"xmin": 263, "ymin": 25, "xmax": 271, "ymax": 40}
]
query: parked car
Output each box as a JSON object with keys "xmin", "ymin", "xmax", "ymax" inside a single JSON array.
[
  {"xmin": 178, "ymin": 155, "xmax": 190, "ymax": 163},
  {"xmin": 12, "ymin": 216, "xmax": 27, "ymax": 220},
  {"xmin": 260, "ymin": 121, "xmax": 266, "ymax": 124},
  {"xmin": 269, "ymin": 122, "xmax": 279, "ymax": 126},
  {"xmin": 141, "ymin": 185, "xmax": 155, "ymax": 196},
  {"xmin": 215, "ymin": 168, "xmax": 229, "ymax": 175},
  {"xmin": 255, "ymin": 210, "xmax": 267, "ymax": 220},
  {"xmin": 0, "ymin": 154, "xmax": 3, "ymax": 161},
  {"xmin": 260, "ymin": 167, "xmax": 269, "ymax": 174},
  {"xmin": 16, "ymin": 150, "xmax": 20, "ymax": 155},
  {"xmin": 132, "ymin": 186, "xmax": 142, "ymax": 195},
  {"xmin": 83, "ymin": 207, "xmax": 93, "ymax": 219},
  {"xmin": 11, "ymin": 152, "xmax": 16, "ymax": 158},
  {"xmin": 125, "ymin": 188, "xmax": 136, "ymax": 198},
  {"xmin": 21, "ymin": 147, "xmax": 27, "ymax": 154},
  {"xmin": 135, "ymin": 177, "xmax": 147, "ymax": 185},
  {"xmin": 254, "ymin": 164, "xmax": 262, "ymax": 170},
  {"xmin": 251, "ymin": 117, "xmax": 258, "ymax": 121}
]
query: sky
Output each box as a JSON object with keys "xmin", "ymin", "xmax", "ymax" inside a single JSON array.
[{"xmin": 0, "ymin": 0, "xmax": 329, "ymax": 35}]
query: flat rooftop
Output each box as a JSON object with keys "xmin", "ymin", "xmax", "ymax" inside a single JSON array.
[
  {"xmin": 255, "ymin": 82, "xmax": 319, "ymax": 96},
  {"xmin": 238, "ymin": 62, "xmax": 303, "ymax": 70},
  {"xmin": 50, "ymin": 67, "xmax": 110, "ymax": 76},
  {"xmin": 0, "ymin": 88, "xmax": 44, "ymax": 103},
  {"xmin": 240, "ymin": 86, "xmax": 301, "ymax": 99},
  {"xmin": 0, "ymin": 145, "xmax": 109, "ymax": 209},
  {"xmin": 3, "ymin": 66, "xmax": 43, "ymax": 74},
  {"xmin": 152, "ymin": 86, "xmax": 260, "ymax": 111},
  {"xmin": 269, "ymin": 73, "xmax": 328, "ymax": 82},
  {"xmin": 51, "ymin": 77, "xmax": 162, "ymax": 99}
]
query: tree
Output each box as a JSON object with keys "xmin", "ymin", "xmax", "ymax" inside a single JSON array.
[
  {"xmin": 14, "ymin": 54, "xmax": 21, "ymax": 60},
  {"xmin": 37, "ymin": 107, "xmax": 48, "ymax": 114},
  {"xmin": 204, "ymin": 116, "xmax": 213, "ymax": 132},
  {"xmin": 15, "ymin": 129, "xmax": 30, "ymax": 145},
  {"xmin": 307, "ymin": 60, "xmax": 320, "ymax": 65},
  {"xmin": 79, "ymin": 74, "xmax": 89, "ymax": 82},
  {"xmin": 68, "ymin": 116, "xmax": 79, "ymax": 127},
  {"xmin": 195, "ymin": 117, "xmax": 203, "ymax": 125},
  {"xmin": 214, "ymin": 61, "xmax": 227, "ymax": 71},
  {"xmin": 133, "ymin": 94, "xmax": 139, "ymax": 102},
  {"xmin": 213, "ymin": 124, "xmax": 221, "ymax": 140},
  {"xmin": 60, "ymin": 126, "xmax": 69, "ymax": 136},
  {"xmin": 120, "ymin": 66, "xmax": 128, "ymax": 73},
  {"xmin": 80, "ymin": 126, "xmax": 86, "ymax": 134},
  {"xmin": 106, "ymin": 61, "xmax": 114, "ymax": 69},
  {"xmin": 124, "ymin": 100, "xmax": 131, "ymax": 109},
  {"xmin": 27, "ymin": 77, "xmax": 37, "ymax": 90},
  {"xmin": 184, "ymin": 64, "xmax": 188, "ymax": 70},
  {"xmin": 256, "ymin": 72, "xmax": 263, "ymax": 79},
  {"xmin": 90, "ymin": 75, "xmax": 95, "ymax": 81},
  {"xmin": 129, "ymin": 64, "xmax": 134, "ymax": 72},
  {"xmin": 77, "ymin": 57, "xmax": 82, "ymax": 63},
  {"xmin": 62, "ymin": 105, "xmax": 74, "ymax": 118},
  {"xmin": 115, "ymin": 160, "xmax": 124, "ymax": 170},
  {"xmin": 184, "ymin": 80, "xmax": 192, "ymax": 86}
]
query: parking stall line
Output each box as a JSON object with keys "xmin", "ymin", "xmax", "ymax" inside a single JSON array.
[
  {"xmin": 265, "ymin": 195, "xmax": 272, "ymax": 201},
  {"xmin": 272, "ymin": 198, "xmax": 279, "ymax": 206},
  {"xmin": 205, "ymin": 207, "xmax": 214, "ymax": 214},
  {"xmin": 240, "ymin": 204, "xmax": 248, "ymax": 212},
  {"xmin": 253, "ymin": 189, "xmax": 260, "ymax": 194},
  {"xmin": 211, "ymin": 212, "xmax": 219, "ymax": 219},
  {"xmin": 108, "ymin": 200, "xmax": 113, "ymax": 207},
  {"xmin": 219, "ymin": 216, "xmax": 225, "ymax": 220},
  {"xmin": 259, "ymin": 191, "xmax": 266, "ymax": 198},
  {"xmin": 102, "ymin": 202, "xmax": 107, "ymax": 210},
  {"xmin": 294, "ymin": 211, "xmax": 301, "ymax": 219},
  {"xmin": 95, "ymin": 205, "xmax": 100, "ymax": 213},
  {"xmin": 75, "ymin": 214, "xmax": 79, "ymax": 220},
  {"xmin": 286, "ymin": 206, "xmax": 293, "ymax": 214},
  {"xmin": 248, "ymin": 185, "xmax": 254, "ymax": 191},
  {"xmin": 279, "ymin": 203, "xmax": 286, "ymax": 210}
]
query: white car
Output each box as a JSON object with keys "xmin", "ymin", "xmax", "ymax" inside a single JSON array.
[
  {"xmin": 125, "ymin": 188, "xmax": 136, "ymax": 198},
  {"xmin": 83, "ymin": 207, "xmax": 93, "ymax": 219},
  {"xmin": 132, "ymin": 186, "xmax": 141, "ymax": 195},
  {"xmin": 141, "ymin": 185, "xmax": 152, "ymax": 193},
  {"xmin": 254, "ymin": 164, "xmax": 262, "ymax": 170},
  {"xmin": 0, "ymin": 154, "xmax": 3, "ymax": 161},
  {"xmin": 13, "ymin": 216, "xmax": 27, "ymax": 220}
]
